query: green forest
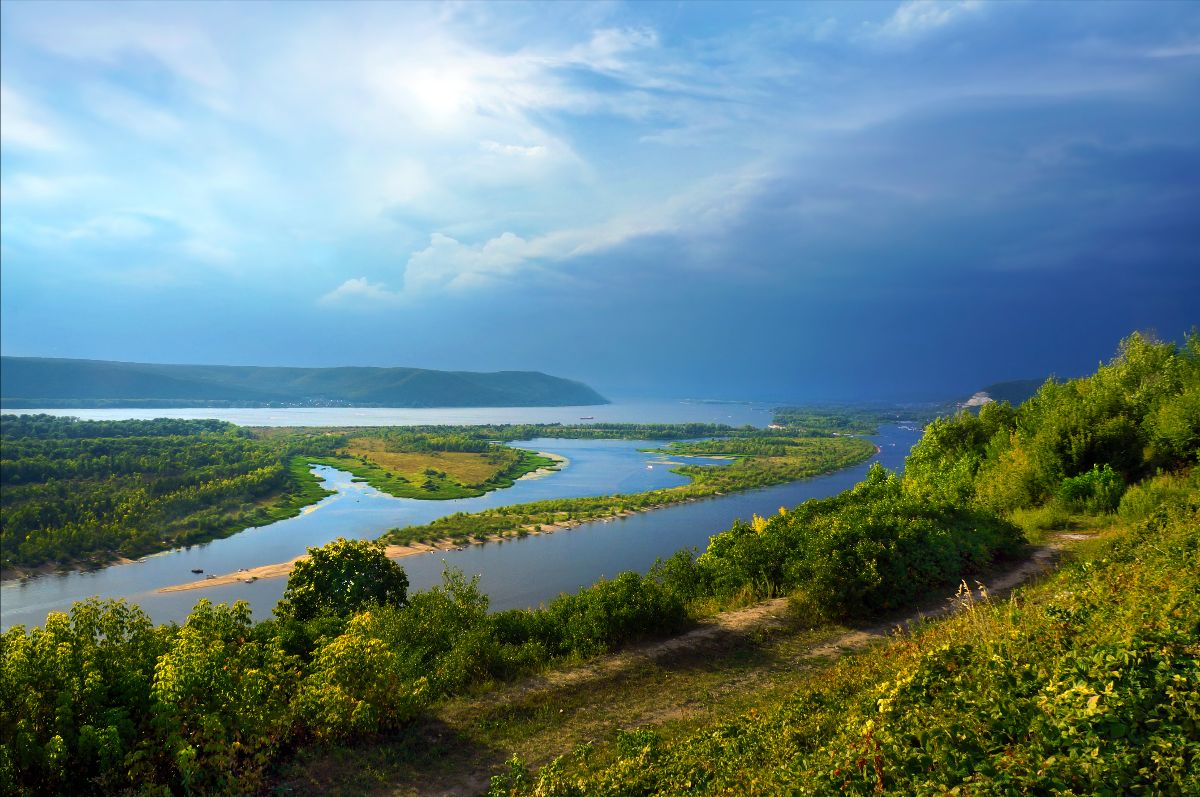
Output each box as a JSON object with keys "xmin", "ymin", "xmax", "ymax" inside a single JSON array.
[
  {"xmin": 0, "ymin": 418, "xmax": 338, "ymax": 572},
  {"xmin": 1, "ymin": 332, "xmax": 1197, "ymax": 795}
]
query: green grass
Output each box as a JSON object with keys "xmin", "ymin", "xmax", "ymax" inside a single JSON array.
[
  {"xmin": 307, "ymin": 449, "xmax": 557, "ymax": 501},
  {"xmin": 488, "ymin": 478, "xmax": 1200, "ymax": 796}
]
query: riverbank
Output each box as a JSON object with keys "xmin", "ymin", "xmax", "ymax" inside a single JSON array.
[
  {"xmin": 155, "ymin": 437, "xmax": 876, "ymax": 594},
  {"xmin": 155, "ymin": 493, "xmax": 694, "ymax": 594},
  {"xmin": 1, "ymin": 554, "xmax": 138, "ymax": 583},
  {"xmin": 516, "ymin": 451, "xmax": 569, "ymax": 479}
]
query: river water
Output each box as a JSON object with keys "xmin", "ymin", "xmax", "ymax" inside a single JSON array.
[
  {"xmin": 0, "ymin": 399, "xmax": 772, "ymax": 428},
  {"xmin": 0, "ymin": 423, "xmax": 922, "ymax": 630}
]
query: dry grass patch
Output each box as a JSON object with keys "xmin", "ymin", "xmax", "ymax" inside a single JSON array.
[{"xmin": 345, "ymin": 438, "xmax": 515, "ymax": 486}]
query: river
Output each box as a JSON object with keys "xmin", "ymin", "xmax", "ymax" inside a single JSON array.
[
  {"xmin": 0, "ymin": 399, "xmax": 772, "ymax": 427},
  {"xmin": 0, "ymin": 423, "xmax": 923, "ymax": 630}
]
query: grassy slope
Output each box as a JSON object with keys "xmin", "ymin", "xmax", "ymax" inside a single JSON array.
[
  {"xmin": 278, "ymin": 476, "xmax": 1198, "ymax": 796},
  {"xmin": 492, "ymin": 479, "xmax": 1199, "ymax": 796}
]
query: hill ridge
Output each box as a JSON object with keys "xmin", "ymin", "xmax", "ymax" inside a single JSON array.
[{"xmin": 0, "ymin": 356, "xmax": 608, "ymax": 408}]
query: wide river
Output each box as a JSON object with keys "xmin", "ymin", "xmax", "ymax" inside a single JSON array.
[
  {"xmin": 0, "ymin": 403, "xmax": 922, "ymax": 629},
  {"xmin": 1, "ymin": 399, "xmax": 772, "ymax": 427}
]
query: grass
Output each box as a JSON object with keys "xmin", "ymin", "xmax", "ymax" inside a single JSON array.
[
  {"xmin": 309, "ymin": 447, "xmax": 558, "ymax": 501},
  {"xmin": 490, "ymin": 486, "xmax": 1199, "ymax": 795},
  {"xmin": 345, "ymin": 439, "xmax": 520, "ymax": 485},
  {"xmin": 276, "ymin": 476, "xmax": 1198, "ymax": 796}
]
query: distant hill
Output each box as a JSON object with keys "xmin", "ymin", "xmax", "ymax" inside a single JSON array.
[
  {"xmin": 977, "ymin": 378, "xmax": 1047, "ymax": 406},
  {"xmin": 0, "ymin": 357, "xmax": 609, "ymax": 408},
  {"xmin": 958, "ymin": 378, "xmax": 1048, "ymax": 410}
]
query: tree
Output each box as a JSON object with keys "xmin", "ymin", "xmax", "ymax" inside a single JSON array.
[{"xmin": 275, "ymin": 537, "xmax": 409, "ymax": 622}]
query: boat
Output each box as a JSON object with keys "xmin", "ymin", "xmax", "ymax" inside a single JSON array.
[
  {"xmin": 579, "ymin": 416, "xmax": 595, "ymax": 420},
  {"xmin": 191, "ymin": 568, "xmax": 204, "ymax": 574}
]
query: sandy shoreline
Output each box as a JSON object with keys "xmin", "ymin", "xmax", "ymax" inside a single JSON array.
[
  {"xmin": 158, "ymin": 445, "xmax": 877, "ymax": 595},
  {"xmin": 517, "ymin": 451, "xmax": 568, "ymax": 480},
  {"xmin": 155, "ymin": 502, "xmax": 678, "ymax": 594},
  {"xmin": 2, "ymin": 554, "xmax": 137, "ymax": 584}
]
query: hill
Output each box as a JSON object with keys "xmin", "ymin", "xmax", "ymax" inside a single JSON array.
[{"xmin": 0, "ymin": 357, "xmax": 608, "ymax": 408}]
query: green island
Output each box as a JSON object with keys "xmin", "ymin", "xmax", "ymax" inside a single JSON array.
[
  {"xmin": 1, "ymin": 332, "xmax": 1196, "ymax": 796},
  {"xmin": 379, "ymin": 435, "xmax": 876, "ymax": 547}
]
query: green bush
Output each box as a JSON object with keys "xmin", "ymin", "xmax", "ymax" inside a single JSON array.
[
  {"xmin": 1058, "ymin": 463, "xmax": 1125, "ymax": 513},
  {"xmin": 697, "ymin": 464, "xmax": 1024, "ymax": 619}
]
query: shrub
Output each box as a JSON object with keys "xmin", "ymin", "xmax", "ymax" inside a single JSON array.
[{"xmin": 1058, "ymin": 464, "xmax": 1125, "ymax": 513}]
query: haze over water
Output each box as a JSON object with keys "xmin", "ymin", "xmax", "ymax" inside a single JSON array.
[{"xmin": 0, "ymin": 400, "xmax": 773, "ymax": 428}]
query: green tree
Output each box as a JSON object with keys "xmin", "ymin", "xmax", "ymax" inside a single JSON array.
[{"xmin": 275, "ymin": 537, "xmax": 409, "ymax": 622}]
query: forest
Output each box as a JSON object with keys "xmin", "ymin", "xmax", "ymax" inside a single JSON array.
[
  {"xmin": 0, "ymin": 357, "xmax": 608, "ymax": 408},
  {"xmin": 0, "ymin": 418, "xmax": 338, "ymax": 572},
  {"xmin": 1, "ymin": 332, "xmax": 1196, "ymax": 795}
]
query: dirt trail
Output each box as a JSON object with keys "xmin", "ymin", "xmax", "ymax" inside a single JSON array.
[
  {"xmin": 463, "ymin": 535, "xmax": 1068, "ymax": 720},
  {"xmin": 282, "ymin": 535, "xmax": 1081, "ymax": 797}
]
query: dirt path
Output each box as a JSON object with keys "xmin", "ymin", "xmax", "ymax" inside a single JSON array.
[{"xmin": 280, "ymin": 534, "xmax": 1083, "ymax": 797}]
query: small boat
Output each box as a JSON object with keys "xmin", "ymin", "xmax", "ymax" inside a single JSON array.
[
  {"xmin": 647, "ymin": 465, "xmax": 653, "ymax": 469},
  {"xmin": 579, "ymin": 416, "xmax": 594, "ymax": 420},
  {"xmin": 191, "ymin": 568, "xmax": 204, "ymax": 574}
]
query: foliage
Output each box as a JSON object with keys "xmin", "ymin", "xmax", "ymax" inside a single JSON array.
[
  {"xmin": 903, "ymin": 331, "xmax": 1200, "ymax": 512},
  {"xmin": 695, "ymin": 463, "xmax": 1023, "ymax": 618},
  {"xmin": 490, "ymin": 473, "xmax": 1200, "ymax": 797},
  {"xmin": 275, "ymin": 537, "xmax": 410, "ymax": 623},
  {"xmin": 0, "ymin": 417, "xmax": 337, "ymax": 570},
  {"xmin": 1058, "ymin": 463, "xmax": 1125, "ymax": 513},
  {"xmin": 306, "ymin": 447, "xmax": 556, "ymax": 500},
  {"xmin": 6, "ymin": 332, "xmax": 1196, "ymax": 794},
  {"xmin": 770, "ymin": 406, "xmax": 931, "ymax": 435}
]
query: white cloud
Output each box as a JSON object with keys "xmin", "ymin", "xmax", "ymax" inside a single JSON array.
[
  {"xmin": 399, "ymin": 163, "xmax": 771, "ymax": 294},
  {"xmin": 404, "ymin": 232, "xmax": 529, "ymax": 292},
  {"xmin": 319, "ymin": 277, "xmax": 404, "ymax": 305},
  {"xmin": 1145, "ymin": 39, "xmax": 1200, "ymax": 59},
  {"xmin": 878, "ymin": 0, "xmax": 983, "ymax": 38},
  {"xmin": 68, "ymin": 212, "xmax": 163, "ymax": 242},
  {"xmin": 82, "ymin": 84, "xmax": 184, "ymax": 139},
  {"xmin": 0, "ymin": 174, "xmax": 100, "ymax": 203},
  {"xmin": 481, "ymin": 140, "xmax": 548, "ymax": 158},
  {"xmin": 26, "ymin": 17, "xmax": 232, "ymax": 99},
  {"xmin": 0, "ymin": 84, "xmax": 68, "ymax": 151}
]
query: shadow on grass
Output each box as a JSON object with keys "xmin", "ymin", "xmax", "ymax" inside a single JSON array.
[{"xmin": 273, "ymin": 716, "xmax": 509, "ymax": 797}]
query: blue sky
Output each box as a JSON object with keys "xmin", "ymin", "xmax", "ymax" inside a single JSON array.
[{"xmin": 2, "ymin": 0, "xmax": 1197, "ymax": 401}]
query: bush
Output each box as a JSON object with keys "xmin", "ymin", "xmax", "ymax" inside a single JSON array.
[
  {"xmin": 1058, "ymin": 464, "xmax": 1125, "ymax": 513},
  {"xmin": 275, "ymin": 537, "xmax": 409, "ymax": 623}
]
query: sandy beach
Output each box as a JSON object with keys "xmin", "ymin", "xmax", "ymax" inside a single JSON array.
[
  {"xmin": 156, "ymin": 504, "xmax": 659, "ymax": 594},
  {"xmin": 517, "ymin": 451, "xmax": 568, "ymax": 479}
]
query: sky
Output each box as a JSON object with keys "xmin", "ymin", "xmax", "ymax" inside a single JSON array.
[{"xmin": 1, "ymin": 0, "xmax": 1197, "ymax": 402}]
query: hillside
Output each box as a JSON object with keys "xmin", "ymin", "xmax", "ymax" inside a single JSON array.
[{"xmin": 0, "ymin": 357, "xmax": 608, "ymax": 408}]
